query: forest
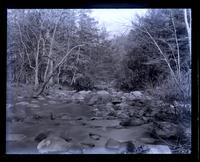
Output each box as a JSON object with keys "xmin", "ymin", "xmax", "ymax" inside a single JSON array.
[{"xmin": 6, "ymin": 9, "xmax": 191, "ymax": 154}]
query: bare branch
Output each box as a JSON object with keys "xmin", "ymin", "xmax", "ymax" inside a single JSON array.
[
  {"xmin": 171, "ymin": 11, "xmax": 181, "ymax": 80},
  {"xmin": 16, "ymin": 20, "xmax": 35, "ymax": 70}
]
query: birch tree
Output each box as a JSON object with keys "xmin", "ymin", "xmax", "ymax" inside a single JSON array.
[{"xmin": 184, "ymin": 9, "xmax": 191, "ymax": 63}]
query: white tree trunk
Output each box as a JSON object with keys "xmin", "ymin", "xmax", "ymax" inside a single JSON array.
[
  {"xmin": 49, "ymin": 60, "xmax": 54, "ymax": 84},
  {"xmin": 171, "ymin": 11, "xmax": 181, "ymax": 81},
  {"xmin": 44, "ymin": 17, "xmax": 60, "ymax": 83},
  {"xmin": 57, "ymin": 66, "xmax": 61, "ymax": 84},
  {"xmin": 184, "ymin": 9, "xmax": 192, "ymax": 63},
  {"xmin": 34, "ymin": 38, "xmax": 41, "ymax": 89}
]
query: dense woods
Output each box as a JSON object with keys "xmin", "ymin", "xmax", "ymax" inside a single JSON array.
[
  {"xmin": 7, "ymin": 9, "xmax": 191, "ymax": 100},
  {"xmin": 6, "ymin": 9, "xmax": 191, "ymax": 154}
]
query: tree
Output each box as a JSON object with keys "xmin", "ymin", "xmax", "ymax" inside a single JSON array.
[
  {"xmin": 117, "ymin": 9, "xmax": 191, "ymax": 99},
  {"xmin": 184, "ymin": 9, "xmax": 191, "ymax": 63}
]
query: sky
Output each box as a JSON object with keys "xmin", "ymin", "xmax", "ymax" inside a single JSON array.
[{"xmin": 91, "ymin": 9, "xmax": 147, "ymax": 37}]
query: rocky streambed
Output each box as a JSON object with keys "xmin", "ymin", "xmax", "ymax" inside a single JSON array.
[{"xmin": 6, "ymin": 87, "xmax": 191, "ymax": 154}]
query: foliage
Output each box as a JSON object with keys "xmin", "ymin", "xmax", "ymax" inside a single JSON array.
[{"xmin": 113, "ymin": 9, "xmax": 191, "ymax": 101}]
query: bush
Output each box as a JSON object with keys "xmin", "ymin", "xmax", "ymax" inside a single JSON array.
[
  {"xmin": 146, "ymin": 70, "xmax": 191, "ymax": 102},
  {"xmin": 72, "ymin": 74, "xmax": 94, "ymax": 91}
]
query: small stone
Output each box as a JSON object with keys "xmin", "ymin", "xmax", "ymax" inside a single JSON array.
[
  {"xmin": 76, "ymin": 117, "xmax": 83, "ymax": 120},
  {"xmin": 89, "ymin": 133, "xmax": 101, "ymax": 140},
  {"xmin": 81, "ymin": 142, "xmax": 95, "ymax": 148},
  {"xmin": 60, "ymin": 115, "xmax": 70, "ymax": 120}
]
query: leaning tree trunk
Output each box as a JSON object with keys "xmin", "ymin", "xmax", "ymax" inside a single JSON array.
[{"xmin": 33, "ymin": 44, "xmax": 85, "ymax": 98}]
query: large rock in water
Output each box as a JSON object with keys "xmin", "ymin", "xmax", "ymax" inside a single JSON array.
[
  {"xmin": 78, "ymin": 90, "xmax": 91, "ymax": 96},
  {"xmin": 37, "ymin": 136, "xmax": 71, "ymax": 154},
  {"xmin": 112, "ymin": 96, "xmax": 122, "ymax": 105},
  {"xmin": 145, "ymin": 145, "xmax": 171, "ymax": 154},
  {"xmin": 152, "ymin": 121, "xmax": 178, "ymax": 139},
  {"xmin": 120, "ymin": 118, "xmax": 145, "ymax": 126},
  {"xmin": 130, "ymin": 91, "xmax": 143, "ymax": 98},
  {"xmin": 122, "ymin": 91, "xmax": 143, "ymax": 102},
  {"xmin": 88, "ymin": 90, "xmax": 111, "ymax": 105},
  {"xmin": 105, "ymin": 138, "xmax": 135, "ymax": 153},
  {"xmin": 105, "ymin": 138, "xmax": 121, "ymax": 149},
  {"xmin": 72, "ymin": 93, "xmax": 85, "ymax": 103}
]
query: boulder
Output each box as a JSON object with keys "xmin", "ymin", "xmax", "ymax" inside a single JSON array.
[
  {"xmin": 89, "ymin": 133, "xmax": 101, "ymax": 140},
  {"xmin": 72, "ymin": 93, "xmax": 85, "ymax": 103},
  {"xmin": 120, "ymin": 118, "xmax": 145, "ymax": 126},
  {"xmin": 130, "ymin": 118, "xmax": 145, "ymax": 126},
  {"xmin": 119, "ymin": 141, "xmax": 135, "ymax": 153},
  {"xmin": 116, "ymin": 103, "xmax": 129, "ymax": 109},
  {"xmin": 130, "ymin": 91, "xmax": 143, "ymax": 98},
  {"xmin": 105, "ymin": 102, "xmax": 114, "ymax": 111},
  {"xmin": 112, "ymin": 96, "xmax": 122, "ymax": 105},
  {"xmin": 38, "ymin": 96, "xmax": 45, "ymax": 100},
  {"xmin": 37, "ymin": 135, "xmax": 71, "ymax": 154},
  {"xmin": 145, "ymin": 145, "xmax": 172, "ymax": 154},
  {"xmin": 31, "ymin": 100, "xmax": 39, "ymax": 103},
  {"xmin": 48, "ymin": 100, "xmax": 57, "ymax": 104},
  {"xmin": 116, "ymin": 110, "xmax": 129, "ymax": 119},
  {"xmin": 124, "ymin": 93, "xmax": 136, "ymax": 101},
  {"xmin": 122, "ymin": 91, "xmax": 144, "ymax": 102},
  {"xmin": 96, "ymin": 90, "xmax": 109, "ymax": 96},
  {"xmin": 67, "ymin": 144, "xmax": 83, "ymax": 154},
  {"xmin": 152, "ymin": 121, "xmax": 178, "ymax": 139},
  {"xmin": 107, "ymin": 111, "xmax": 117, "ymax": 117},
  {"xmin": 88, "ymin": 96, "xmax": 98, "ymax": 105},
  {"xmin": 119, "ymin": 119, "xmax": 132, "ymax": 126},
  {"xmin": 78, "ymin": 90, "xmax": 91, "ymax": 96},
  {"xmin": 105, "ymin": 138, "xmax": 135, "ymax": 153},
  {"xmin": 88, "ymin": 91, "xmax": 111, "ymax": 105},
  {"xmin": 105, "ymin": 138, "xmax": 121, "ymax": 149}
]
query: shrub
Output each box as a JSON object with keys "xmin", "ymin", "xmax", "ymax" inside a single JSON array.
[
  {"xmin": 145, "ymin": 70, "xmax": 190, "ymax": 102},
  {"xmin": 72, "ymin": 74, "xmax": 94, "ymax": 91}
]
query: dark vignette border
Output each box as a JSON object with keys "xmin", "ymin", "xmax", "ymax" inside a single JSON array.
[{"xmin": 0, "ymin": 0, "xmax": 199, "ymax": 161}]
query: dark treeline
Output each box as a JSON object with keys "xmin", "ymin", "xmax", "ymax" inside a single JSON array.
[{"xmin": 7, "ymin": 9, "xmax": 191, "ymax": 101}]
